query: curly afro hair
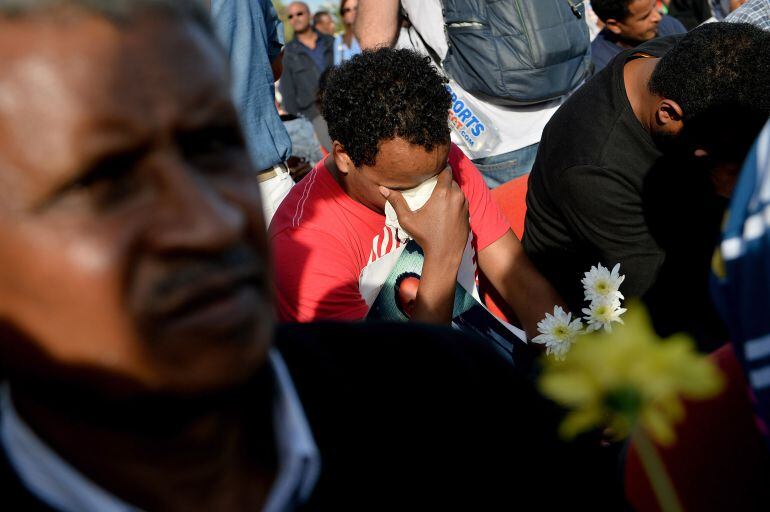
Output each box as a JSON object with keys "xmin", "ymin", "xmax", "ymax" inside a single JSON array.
[{"xmin": 320, "ymin": 48, "xmax": 451, "ymax": 167}]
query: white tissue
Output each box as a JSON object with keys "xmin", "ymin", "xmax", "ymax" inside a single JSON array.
[{"xmin": 384, "ymin": 174, "xmax": 440, "ymax": 242}]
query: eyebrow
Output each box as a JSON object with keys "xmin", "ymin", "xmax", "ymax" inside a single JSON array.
[
  {"xmin": 37, "ymin": 137, "xmax": 151, "ymax": 210},
  {"xmin": 178, "ymin": 85, "xmax": 239, "ymax": 129}
]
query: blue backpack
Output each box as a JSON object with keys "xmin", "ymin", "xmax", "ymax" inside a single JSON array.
[{"xmin": 438, "ymin": 0, "xmax": 592, "ymax": 106}]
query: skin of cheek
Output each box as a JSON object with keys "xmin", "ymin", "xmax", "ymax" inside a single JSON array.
[{"xmin": 0, "ymin": 212, "xmax": 157, "ymax": 382}]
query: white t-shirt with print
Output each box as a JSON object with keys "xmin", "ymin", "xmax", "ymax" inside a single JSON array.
[{"xmin": 397, "ymin": 0, "xmax": 562, "ymax": 160}]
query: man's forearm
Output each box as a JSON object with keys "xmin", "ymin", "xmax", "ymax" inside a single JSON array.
[
  {"xmin": 411, "ymin": 253, "xmax": 461, "ymax": 325},
  {"xmin": 355, "ymin": 0, "xmax": 401, "ymax": 49},
  {"xmin": 478, "ymin": 231, "xmax": 566, "ymax": 339},
  {"xmin": 505, "ymin": 255, "xmax": 566, "ymax": 339}
]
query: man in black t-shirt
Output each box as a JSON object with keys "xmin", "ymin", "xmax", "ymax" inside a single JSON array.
[{"xmin": 523, "ymin": 24, "xmax": 770, "ymax": 349}]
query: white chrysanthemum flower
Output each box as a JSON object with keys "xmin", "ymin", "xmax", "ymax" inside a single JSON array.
[
  {"xmin": 582, "ymin": 263, "xmax": 625, "ymax": 303},
  {"xmin": 582, "ymin": 297, "xmax": 627, "ymax": 333},
  {"xmin": 532, "ymin": 306, "xmax": 584, "ymax": 361}
]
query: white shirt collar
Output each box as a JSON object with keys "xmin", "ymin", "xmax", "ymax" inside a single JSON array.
[{"xmin": 0, "ymin": 349, "xmax": 320, "ymax": 512}]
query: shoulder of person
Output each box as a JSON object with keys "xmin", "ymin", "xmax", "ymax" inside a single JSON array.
[
  {"xmin": 447, "ymin": 143, "xmax": 488, "ymax": 189},
  {"xmin": 284, "ymin": 38, "xmax": 305, "ymax": 54},
  {"xmin": 634, "ymin": 33, "xmax": 685, "ymax": 58},
  {"xmin": 447, "ymin": 143, "xmax": 470, "ymax": 169},
  {"xmin": 319, "ymin": 33, "xmax": 335, "ymax": 46},
  {"xmin": 590, "ymin": 34, "xmax": 620, "ymax": 68},
  {"xmin": 557, "ymin": 163, "xmax": 635, "ymax": 187},
  {"xmin": 658, "ymin": 15, "xmax": 688, "ymax": 36}
]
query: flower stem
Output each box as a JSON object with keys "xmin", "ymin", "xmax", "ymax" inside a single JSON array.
[{"xmin": 633, "ymin": 428, "xmax": 683, "ymax": 512}]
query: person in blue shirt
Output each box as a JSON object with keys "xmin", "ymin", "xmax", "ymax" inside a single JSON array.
[
  {"xmin": 591, "ymin": 0, "xmax": 687, "ymax": 72},
  {"xmin": 313, "ymin": 10, "xmax": 337, "ymax": 36},
  {"xmin": 210, "ymin": 0, "xmax": 298, "ymax": 223},
  {"xmin": 280, "ymin": 2, "xmax": 333, "ymax": 121},
  {"xmin": 334, "ymin": 0, "xmax": 361, "ymax": 65},
  {"xmin": 280, "ymin": 2, "xmax": 334, "ymax": 152}
]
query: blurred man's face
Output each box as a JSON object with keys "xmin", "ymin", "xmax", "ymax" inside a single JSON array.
[
  {"xmin": 287, "ymin": 3, "xmax": 311, "ymax": 34},
  {"xmin": 608, "ymin": 0, "xmax": 662, "ymax": 44},
  {"xmin": 315, "ymin": 13, "xmax": 335, "ymax": 36},
  {"xmin": 0, "ymin": 13, "xmax": 272, "ymax": 395},
  {"xmin": 341, "ymin": 0, "xmax": 358, "ymax": 28}
]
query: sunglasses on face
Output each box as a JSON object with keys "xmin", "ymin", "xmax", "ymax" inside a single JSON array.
[
  {"xmin": 287, "ymin": 12, "xmax": 306, "ymax": 19},
  {"xmin": 342, "ymin": 6, "xmax": 357, "ymax": 13}
]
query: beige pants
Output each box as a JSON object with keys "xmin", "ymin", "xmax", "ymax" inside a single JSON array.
[{"xmin": 259, "ymin": 164, "xmax": 294, "ymax": 227}]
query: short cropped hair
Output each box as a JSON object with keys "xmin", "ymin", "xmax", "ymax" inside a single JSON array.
[
  {"xmin": 649, "ymin": 22, "xmax": 770, "ymax": 159},
  {"xmin": 591, "ymin": 0, "xmax": 632, "ymax": 22},
  {"xmin": 313, "ymin": 10, "xmax": 331, "ymax": 26},
  {"xmin": 321, "ymin": 48, "xmax": 451, "ymax": 167}
]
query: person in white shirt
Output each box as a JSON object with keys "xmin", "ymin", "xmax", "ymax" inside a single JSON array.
[
  {"xmin": 355, "ymin": 0, "xmax": 575, "ymax": 188},
  {"xmin": 334, "ymin": 0, "xmax": 362, "ymax": 65}
]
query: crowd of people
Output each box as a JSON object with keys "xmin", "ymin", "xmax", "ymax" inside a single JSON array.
[{"xmin": 0, "ymin": 0, "xmax": 770, "ymax": 510}]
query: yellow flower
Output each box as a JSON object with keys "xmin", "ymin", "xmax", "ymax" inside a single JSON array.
[{"xmin": 538, "ymin": 302, "xmax": 724, "ymax": 446}]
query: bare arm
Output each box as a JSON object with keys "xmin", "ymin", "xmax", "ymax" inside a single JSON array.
[
  {"xmin": 478, "ymin": 230, "xmax": 566, "ymax": 339},
  {"xmin": 355, "ymin": 0, "xmax": 401, "ymax": 49},
  {"xmin": 411, "ymin": 250, "xmax": 463, "ymax": 324}
]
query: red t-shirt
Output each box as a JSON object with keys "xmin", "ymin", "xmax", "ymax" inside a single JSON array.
[{"xmin": 270, "ymin": 143, "xmax": 510, "ymax": 322}]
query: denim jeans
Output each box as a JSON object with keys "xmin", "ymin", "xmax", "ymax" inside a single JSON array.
[{"xmin": 472, "ymin": 142, "xmax": 540, "ymax": 189}]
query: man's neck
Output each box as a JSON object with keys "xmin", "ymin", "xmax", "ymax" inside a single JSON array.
[
  {"xmin": 7, "ymin": 371, "xmax": 277, "ymax": 512},
  {"xmin": 343, "ymin": 27, "xmax": 355, "ymax": 47},
  {"xmin": 623, "ymin": 56, "xmax": 660, "ymax": 135},
  {"xmin": 296, "ymin": 28, "xmax": 318, "ymax": 48}
]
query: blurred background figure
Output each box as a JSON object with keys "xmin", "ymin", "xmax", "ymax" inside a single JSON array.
[
  {"xmin": 590, "ymin": 0, "xmax": 686, "ymax": 72},
  {"xmin": 585, "ymin": 1, "xmax": 605, "ymax": 40},
  {"xmin": 667, "ymin": 0, "xmax": 715, "ymax": 27},
  {"xmin": 280, "ymin": 2, "xmax": 334, "ymax": 152},
  {"xmin": 210, "ymin": 0, "xmax": 296, "ymax": 224},
  {"xmin": 714, "ymin": 120, "xmax": 770, "ymax": 453},
  {"xmin": 711, "ymin": 0, "xmax": 749, "ymax": 18},
  {"xmin": 275, "ymin": 91, "xmax": 324, "ymax": 180},
  {"xmin": 313, "ymin": 10, "xmax": 336, "ymax": 36},
  {"xmin": 725, "ymin": 0, "xmax": 770, "ymax": 28},
  {"xmin": 668, "ymin": 0, "xmax": 747, "ymax": 27},
  {"xmin": 334, "ymin": 0, "xmax": 361, "ymax": 65}
]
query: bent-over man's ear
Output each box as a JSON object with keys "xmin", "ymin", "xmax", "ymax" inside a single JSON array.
[{"xmin": 655, "ymin": 98, "xmax": 684, "ymax": 129}]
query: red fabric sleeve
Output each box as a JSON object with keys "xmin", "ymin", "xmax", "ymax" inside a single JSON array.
[
  {"xmin": 272, "ymin": 228, "xmax": 369, "ymax": 322},
  {"xmin": 449, "ymin": 144, "xmax": 511, "ymax": 251}
]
